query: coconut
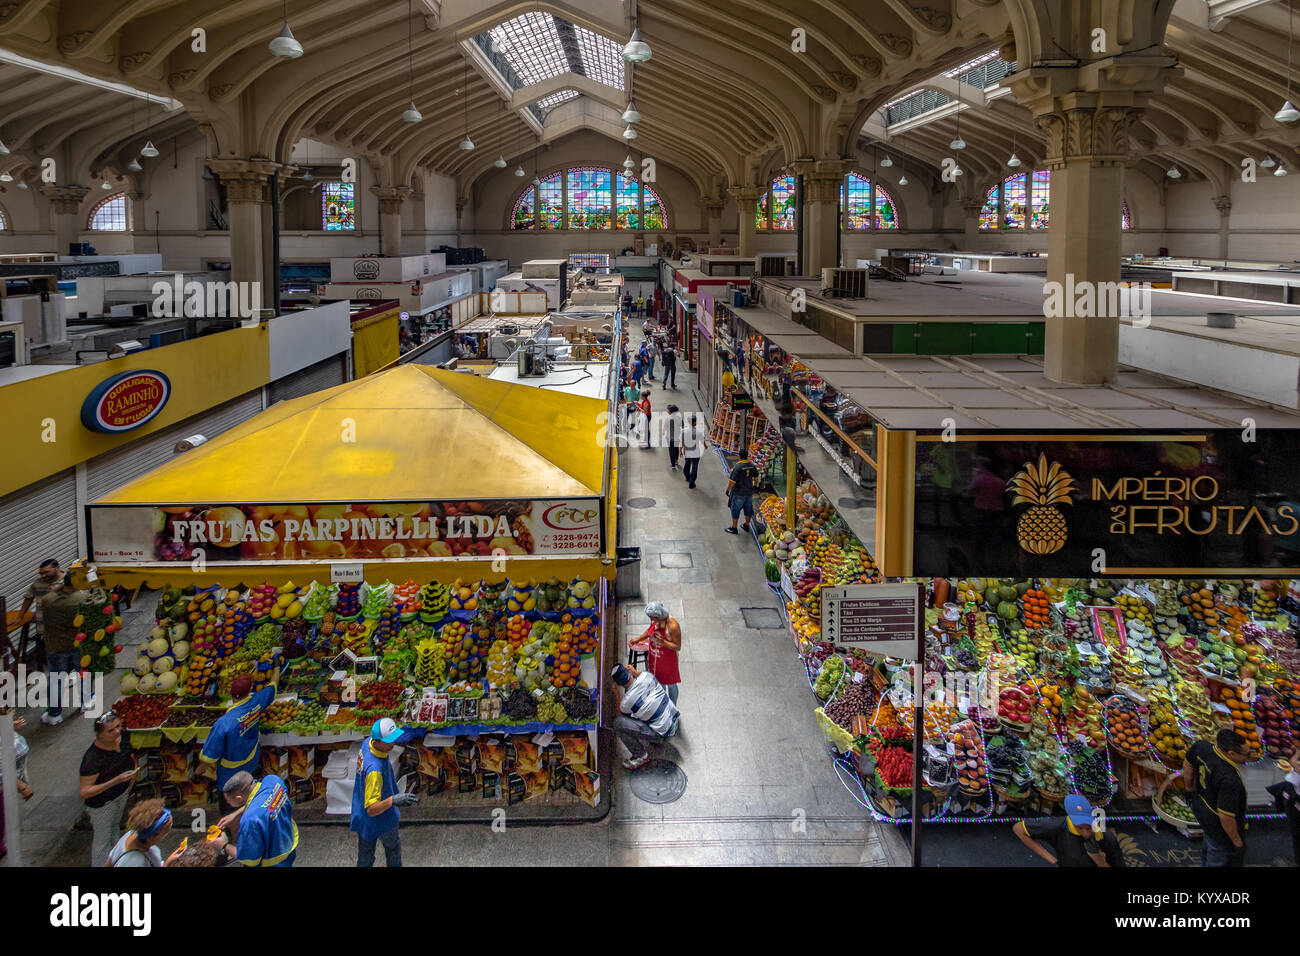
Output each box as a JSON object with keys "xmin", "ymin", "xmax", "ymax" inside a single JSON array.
[{"xmin": 149, "ymin": 625, "xmax": 168, "ymax": 643}]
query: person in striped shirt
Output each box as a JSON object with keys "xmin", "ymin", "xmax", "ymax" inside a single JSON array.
[{"xmin": 611, "ymin": 663, "xmax": 679, "ymax": 771}]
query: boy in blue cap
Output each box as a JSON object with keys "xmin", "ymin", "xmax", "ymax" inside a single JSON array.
[
  {"xmin": 351, "ymin": 717, "xmax": 418, "ymax": 867},
  {"xmin": 1013, "ymin": 794, "xmax": 1124, "ymax": 866}
]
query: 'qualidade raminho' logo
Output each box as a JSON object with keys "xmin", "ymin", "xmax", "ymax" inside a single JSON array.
[{"xmin": 1008, "ymin": 454, "xmax": 1076, "ymax": 555}]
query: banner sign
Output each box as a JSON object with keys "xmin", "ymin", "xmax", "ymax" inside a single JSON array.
[
  {"xmin": 912, "ymin": 431, "xmax": 1300, "ymax": 576},
  {"xmin": 821, "ymin": 583, "xmax": 923, "ymax": 661},
  {"xmin": 81, "ymin": 370, "xmax": 171, "ymax": 433},
  {"xmin": 88, "ymin": 499, "xmax": 603, "ymax": 563}
]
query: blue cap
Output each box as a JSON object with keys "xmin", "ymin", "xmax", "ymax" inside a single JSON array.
[
  {"xmin": 1064, "ymin": 794, "xmax": 1094, "ymax": 826},
  {"xmin": 371, "ymin": 717, "xmax": 403, "ymax": 743}
]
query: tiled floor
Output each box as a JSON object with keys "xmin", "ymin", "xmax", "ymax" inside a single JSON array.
[{"xmin": 4, "ymin": 323, "xmax": 905, "ymax": 867}]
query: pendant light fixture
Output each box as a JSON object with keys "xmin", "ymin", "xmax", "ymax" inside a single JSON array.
[
  {"xmin": 0, "ymin": 139, "xmax": 8, "ymax": 155},
  {"xmin": 1007, "ymin": 129, "xmax": 1021, "ymax": 167},
  {"xmin": 0, "ymin": 171, "xmax": 11, "ymax": 183},
  {"xmin": 457, "ymin": 61, "xmax": 474, "ymax": 148},
  {"xmin": 1275, "ymin": 164, "xmax": 1289, "ymax": 176},
  {"xmin": 622, "ymin": 126, "xmax": 638, "ymax": 140},
  {"xmin": 1261, "ymin": 154, "xmax": 1277, "ymax": 168},
  {"xmin": 139, "ymin": 93, "xmax": 159, "ymax": 157},
  {"xmin": 401, "ymin": 0, "xmax": 422, "ymax": 122},
  {"xmin": 949, "ymin": 89, "xmax": 965, "ymax": 149},
  {"xmin": 1276, "ymin": 2, "xmax": 1299, "ymax": 123},
  {"xmin": 494, "ymin": 154, "xmax": 507, "ymax": 168},
  {"xmin": 514, "ymin": 164, "xmax": 525, "ymax": 177},
  {"xmin": 1167, "ymin": 164, "xmax": 1181, "ymax": 179},
  {"xmin": 531, "ymin": 141, "xmax": 541, "ymax": 187},
  {"xmin": 623, "ymin": 155, "xmax": 636, "ymax": 172},
  {"xmin": 102, "ymin": 181, "xmax": 113, "ymax": 189},
  {"xmin": 880, "ymin": 153, "xmax": 892, "ymax": 167},
  {"xmin": 269, "ymin": 0, "xmax": 303, "ymax": 58},
  {"xmin": 622, "ymin": 100, "xmax": 641, "ymax": 124},
  {"xmin": 300, "ymin": 137, "xmax": 312, "ymax": 181},
  {"xmin": 622, "ymin": 23, "xmax": 652, "ymax": 62},
  {"xmin": 126, "ymin": 157, "xmax": 143, "ymax": 172},
  {"xmin": 16, "ymin": 179, "xmax": 28, "ymax": 189}
]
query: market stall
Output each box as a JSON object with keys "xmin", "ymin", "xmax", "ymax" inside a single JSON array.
[{"xmin": 84, "ymin": 365, "xmax": 618, "ymax": 819}]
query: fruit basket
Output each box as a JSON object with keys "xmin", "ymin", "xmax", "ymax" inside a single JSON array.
[
  {"xmin": 1103, "ymin": 692, "xmax": 1150, "ymax": 760},
  {"xmin": 997, "ymin": 686, "xmax": 1033, "ymax": 736},
  {"xmin": 1153, "ymin": 774, "xmax": 1201, "ymax": 835},
  {"xmin": 816, "ymin": 706, "xmax": 857, "ymax": 754}
]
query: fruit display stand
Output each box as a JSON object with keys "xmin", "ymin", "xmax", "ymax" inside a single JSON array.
[{"xmin": 83, "ymin": 365, "xmax": 620, "ymax": 821}]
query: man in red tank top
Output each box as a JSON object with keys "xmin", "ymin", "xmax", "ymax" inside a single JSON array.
[{"xmin": 630, "ymin": 602, "xmax": 682, "ymax": 703}]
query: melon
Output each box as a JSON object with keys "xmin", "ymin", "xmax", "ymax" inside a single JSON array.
[
  {"xmin": 137, "ymin": 673, "xmax": 159, "ymax": 693},
  {"xmin": 999, "ymin": 585, "xmax": 1017, "ymax": 602},
  {"xmin": 172, "ymin": 640, "xmax": 191, "ymax": 662},
  {"xmin": 997, "ymin": 601, "xmax": 1019, "ymax": 621},
  {"xmin": 168, "ymin": 622, "xmax": 189, "ymax": 641},
  {"xmin": 119, "ymin": 673, "xmax": 140, "ymax": 695},
  {"xmin": 133, "ymin": 655, "xmax": 152, "ymax": 677},
  {"xmin": 149, "ymin": 625, "xmax": 168, "ymax": 643},
  {"xmin": 156, "ymin": 671, "xmax": 178, "ymax": 693},
  {"xmin": 146, "ymin": 637, "xmax": 170, "ymax": 659},
  {"xmin": 152, "ymin": 656, "xmax": 174, "ymax": 674},
  {"xmin": 983, "ymin": 587, "xmax": 1001, "ymax": 607}
]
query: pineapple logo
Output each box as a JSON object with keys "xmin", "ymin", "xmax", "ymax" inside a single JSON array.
[{"xmin": 1007, "ymin": 454, "xmax": 1076, "ymax": 555}]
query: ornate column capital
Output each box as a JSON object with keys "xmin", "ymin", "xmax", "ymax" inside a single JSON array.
[
  {"xmin": 207, "ymin": 158, "xmax": 283, "ymax": 204},
  {"xmin": 959, "ymin": 197, "xmax": 985, "ymax": 218},
  {"xmin": 370, "ymin": 185, "xmax": 411, "ymax": 215},
  {"xmin": 455, "ymin": 197, "xmax": 468, "ymax": 217},
  {"xmin": 1212, "ymin": 194, "xmax": 1232, "ymax": 217},
  {"xmin": 727, "ymin": 184, "xmax": 764, "ymax": 211},
  {"xmin": 40, "ymin": 185, "xmax": 91, "ymax": 215},
  {"xmin": 791, "ymin": 159, "xmax": 849, "ymax": 204},
  {"xmin": 702, "ymin": 197, "xmax": 727, "ymax": 217}
]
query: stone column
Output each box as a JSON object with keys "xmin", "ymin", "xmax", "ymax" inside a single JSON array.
[
  {"xmin": 794, "ymin": 161, "xmax": 846, "ymax": 274},
  {"xmin": 455, "ymin": 197, "xmax": 468, "ymax": 247},
  {"xmin": 703, "ymin": 198, "xmax": 726, "ymax": 247},
  {"xmin": 1007, "ymin": 59, "xmax": 1177, "ymax": 384},
  {"xmin": 728, "ymin": 185, "xmax": 763, "ymax": 258},
  {"xmin": 960, "ymin": 197, "xmax": 984, "ymax": 248},
  {"xmin": 371, "ymin": 186, "xmax": 410, "ymax": 257},
  {"xmin": 128, "ymin": 190, "xmax": 150, "ymax": 253},
  {"xmin": 208, "ymin": 158, "xmax": 281, "ymax": 307},
  {"xmin": 1213, "ymin": 194, "xmax": 1231, "ymax": 260},
  {"xmin": 41, "ymin": 185, "xmax": 90, "ymax": 252}
]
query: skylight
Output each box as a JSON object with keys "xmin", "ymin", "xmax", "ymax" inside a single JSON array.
[
  {"xmin": 943, "ymin": 48, "xmax": 1002, "ymax": 78},
  {"xmin": 479, "ymin": 12, "xmax": 624, "ymax": 92},
  {"xmin": 535, "ymin": 90, "xmax": 581, "ymax": 111}
]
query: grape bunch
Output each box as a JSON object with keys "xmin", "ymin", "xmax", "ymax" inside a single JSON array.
[
  {"xmin": 1065, "ymin": 741, "xmax": 1111, "ymax": 795},
  {"xmin": 231, "ymin": 623, "xmax": 278, "ymax": 663},
  {"xmin": 813, "ymin": 655, "xmax": 845, "ymax": 701},
  {"xmin": 502, "ymin": 685, "xmax": 537, "ymax": 720},
  {"xmin": 561, "ymin": 686, "xmax": 596, "ymax": 721}
]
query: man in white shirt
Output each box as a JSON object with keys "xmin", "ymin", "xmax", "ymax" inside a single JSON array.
[
  {"xmin": 662, "ymin": 404, "xmax": 683, "ymax": 470},
  {"xmin": 680, "ymin": 412, "xmax": 707, "ymax": 489},
  {"xmin": 611, "ymin": 664, "xmax": 679, "ymax": 771}
]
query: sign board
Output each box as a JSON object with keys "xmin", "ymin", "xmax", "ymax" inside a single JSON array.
[
  {"xmin": 81, "ymin": 370, "xmax": 172, "ymax": 433},
  {"xmin": 821, "ymin": 582, "xmax": 923, "ymax": 661},
  {"xmin": 330, "ymin": 562, "xmax": 365, "ymax": 583},
  {"xmin": 87, "ymin": 497, "xmax": 603, "ymax": 563}
]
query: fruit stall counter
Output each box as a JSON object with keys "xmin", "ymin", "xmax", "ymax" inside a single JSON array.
[{"xmin": 112, "ymin": 575, "xmax": 610, "ymax": 820}]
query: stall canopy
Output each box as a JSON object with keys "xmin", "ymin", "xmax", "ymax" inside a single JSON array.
[{"xmin": 87, "ymin": 365, "xmax": 615, "ymax": 587}]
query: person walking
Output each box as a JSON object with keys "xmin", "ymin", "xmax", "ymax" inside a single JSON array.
[
  {"xmin": 79, "ymin": 712, "xmax": 138, "ymax": 866},
  {"xmin": 681, "ymin": 413, "xmax": 707, "ymax": 488},
  {"xmin": 662, "ymin": 404, "xmax": 683, "ymax": 470},
  {"xmin": 205, "ymin": 672, "xmax": 279, "ymax": 835},
  {"xmin": 631, "ymin": 352, "xmax": 645, "ymax": 389},
  {"xmin": 107, "ymin": 799, "xmax": 182, "ymax": 867},
  {"xmin": 1183, "ymin": 728, "xmax": 1251, "ymax": 866},
  {"xmin": 220, "ymin": 771, "xmax": 299, "ymax": 867},
  {"xmin": 38, "ymin": 574, "xmax": 86, "ymax": 724},
  {"xmin": 18, "ymin": 558, "xmax": 62, "ymax": 666},
  {"xmin": 636, "ymin": 294, "xmax": 645, "ymax": 318},
  {"xmin": 725, "ymin": 454, "xmax": 761, "ymax": 534},
  {"xmin": 637, "ymin": 390, "xmax": 653, "ymax": 449},
  {"xmin": 610, "ymin": 663, "xmax": 680, "ymax": 771},
  {"xmin": 661, "ymin": 341, "xmax": 678, "ymax": 389},
  {"xmin": 351, "ymin": 717, "xmax": 418, "ymax": 867},
  {"xmin": 630, "ymin": 603, "xmax": 683, "ymax": 703},
  {"xmin": 644, "ymin": 339, "xmax": 657, "ymax": 382}
]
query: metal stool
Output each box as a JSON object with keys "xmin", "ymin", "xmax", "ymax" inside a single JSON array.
[{"xmin": 627, "ymin": 644, "xmax": 648, "ymax": 668}]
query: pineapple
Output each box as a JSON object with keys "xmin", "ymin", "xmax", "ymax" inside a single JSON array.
[{"xmin": 1008, "ymin": 454, "xmax": 1076, "ymax": 554}]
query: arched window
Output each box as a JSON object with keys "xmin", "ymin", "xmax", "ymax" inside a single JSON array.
[
  {"xmin": 0, "ymin": 205, "xmax": 8, "ymax": 230},
  {"xmin": 88, "ymin": 193, "xmax": 128, "ymax": 231},
  {"xmin": 763, "ymin": 172, "xmax": 900, "ymax": 231},
  {"xmin": 981, "ymin": 171, "xmax": 1123, "ymax": 231},
  {"xmin": 755, "ymin": 175, "xmax": 796, "ymax": 230},
  {"xmin": 322, "ymin": 182, "xmax": 355, "ymax": 230},
  {"xmin": 1121, "ymin": 201, "xmax": 1131, "ymax": 231},
  {"xmin": 508, "ymin": 168, "xmax": 668, "ymax": 230}
]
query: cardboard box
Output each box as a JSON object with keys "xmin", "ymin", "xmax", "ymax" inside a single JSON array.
[
  {"xmin": 175, "ymin": 780, "xmax": 210, "ymax": 809},
  {"xmin": 288, "ymin": 776, "xmax": 321, "ymax": 804},
  {"xmin": 556, "ymin": 732, "xmax": 593, "ymax": 769},
  {"xmin": 506, "ymin": 739, "xmax": 543, "ymax": 774},
  {"xmin": 161, "ymin": 748, "xmax": 195, "ymax": 783},
  {"xmin": 260, "ymin": 748, "xmax": 289, "ymax": 777},
  {"xmin": 457, "ymin": 771, "xmax": 480, "ymax": 794},
  {"xmin": 421, "ymin": 767, "xmax": 447, "ymax": 795},
  {"xmin": 417, "ymin": 746, "xmax": 444, "ymax": 777},
  {"xmin": 330, "ymin": 254, "xmax": 446, "ymax": 283},
  {"xmin": 570, "ymin": 768, "xmax": 601, "ymax": 807},
  {"xmin": 521, "ymin": 259, "xmax": 566, "ymax": 279},
  {"xmin": 454, "ymin": 740, "xmax": 479, "ymax": 773},
  {"xmin": 478, "ymin": 739, "xmax": 511, "ymax": 774},
  {"xmin": 505, "ymin": 771, "xmax": 527, "ymax": 805},
  {"xmin": 522, "ymin": 769, "xmax": 550, "ymax": 801},
  {"xmin": 481, "ymin": 770, "xmax": 501, "ymax": 799},
  {"xmin": 288, "ymin": 746, "xmax": 315, "ymax": 780}
]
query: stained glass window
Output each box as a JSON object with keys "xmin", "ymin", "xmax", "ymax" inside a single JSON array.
[
  {"xmin": 643, "ymin": 185, "xmax": 666, "ymax": 230},
  {"xmin": 770, "ymin": 175, "xmax": 796, "ymax": 230},
  {"xmin": 538, "ymin": 172, "xmax": 563, "ymax": 229},
  {"xmin": 615, "ymin": 174, "xmax": 640, "ymax": 229},
  {"xmin": 512, "ymin": 189, "xmax": 536, "ymax": 230},
  {"xmin": 1122, "ymin": 200, "xmax": 1131, "ymax": 230},
  {"xmin": 0, "ymin": 206, "xmax": 7, "ymax": 230},
  {"xmin": 89, "ymin": 194, "xmax": 128, "ymax": 231},
  {"xmin": 845, "ymin": 173, "xmax": 872, "ymax": 229},
  {"xmin": 980, "ymin": 183, "xmax": 1000, "ymax": 230},
  {"xmin": 874, "ymin": 182, "xmax": 898, "ymax": 229},
  {"xmin": 1001, "ymin": 172, "xmax": 1026, "ymax": 229},
  {"xmin": 322, "ymin": 183, "xmax": 355, "ymax": 231},
  {"xmin": 1029, "ymin": 169, "xmax": 1050, "ymax": 229},
  {"xmin": 756, "ymin": 191, "xmax": 768, "ymax": 230},
  {"xmin": 567, "ymin": 167, "xmax": 612, "ymax": 229}
]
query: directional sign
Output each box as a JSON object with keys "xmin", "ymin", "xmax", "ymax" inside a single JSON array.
[{"xmin": 821, "ymin": 582, "xmax": 923, "ymax": 661}]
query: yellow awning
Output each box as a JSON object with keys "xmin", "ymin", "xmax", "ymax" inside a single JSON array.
[{"xmin": 95, "ymin": 365, "xmax": 608, "ymax": 505}]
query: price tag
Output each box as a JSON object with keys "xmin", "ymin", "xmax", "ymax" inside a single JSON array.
[
  {"xmin": 946, "ymin": 741, "xmax": 957, "ymax": 756},
  {"xmin": 957, "ymin": 696, "xmax": 970, "ymax": 715},
  {"xmin": 331, "ymin": 562, "xmax": 365, "ymax": 584},
  {"xmin": 326, "ymin": 704, "xmax": 339, "ymax": 716},
  {"xmin": 853, "ymin": 672, "xmax": 865, "ymax": 683}
]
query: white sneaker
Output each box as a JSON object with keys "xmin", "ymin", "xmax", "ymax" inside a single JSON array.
[{"xmin": 41, "ymin": 712, "xmax": 63, "ymax": 726}]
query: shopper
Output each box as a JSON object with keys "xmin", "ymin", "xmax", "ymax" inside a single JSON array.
[
  {"xmin": 168, "ymin": 841, "xmax": 223, "ymax": 867},
  {"xmin": 725, "ymin": 455, "xmax": 761, "ymax": 534},
  {"xmin": 18, "ymin": 558, "xmax": 62, "ymax": 664},
  {"xmin": 662, "ymin": 404, "xmax": 683, "ymax": 470},
  {"xmin": 681, "ymin": 413, "xmax": 707, "ymax": 489},
  {"xmin": 1265, "ymin": 748, "xmax": 1300, "ymax": 864},
  {"xmin": 1012, "ymin": 795, "xmax": 1123, "ymax": 867},
  {"xmin": 661, "ymin": 342, "xmax": 677, "ymax": 389},
  {"xmin": 0, "ymin": 710, "xmax": 33, "ymax": 861},
  {"xmin": 107, "ymin": 799, "xmax": 182, "ymax": 867},
  {"xmin": 636, "ymin": 294, "xmax": 645, "ymax": 318},
  {"xmin": 631, "ymin": 352, "xmax": 645, "ymax": 389},
  {"xmin": 220, "ymin": 771, "xmax": 299, "ymax": 867},
  {"xmin": 610, "ymin": 663, "xmax": 680, "ymax": 771},
  {"xmin": 637, "ymin": 390, "xmax": 653, "ymax": 449},
  {"xmin": 631, "ymin": 603, "xmax": 682, "ymax": 703},
  {"xmin": 39, "ymin": 573, "xmax": 86, "ymax": 724},
  {"xmin": 351, "ymin": 717, "xmax": 418, "ymax": 867},
  {"xmin": 79, "ymin": 710, "xmax": 137, "ymax": 866},
  {"xmin": 204, "ymin": 672, "xmax": 279, "ymax": 831},
  {"xmin": 1183, "ymin": 729, "xmax": 1251, "ymax": 866}
]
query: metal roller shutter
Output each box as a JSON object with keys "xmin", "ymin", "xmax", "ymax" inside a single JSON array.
[
  {"xmin": 86, "ymin": 391, "xmax": 265, "ymax": 502},
  {"xmin": 269, "ymin": 355, "xmax": 347, "ymax": 405},
  {"xmin": 0, "ymin": 468, "xmax": 79, "ymax": 610}
]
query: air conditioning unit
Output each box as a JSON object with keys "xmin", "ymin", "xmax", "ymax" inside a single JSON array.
[{"xmin": 821, "ymin": 268, "xmax": 869, "ymax": 298}]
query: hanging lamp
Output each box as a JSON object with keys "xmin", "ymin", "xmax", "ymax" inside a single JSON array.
[
  {"xmin": 514, "ymin": 165, "xmax": 525, "ymax": 177},
  {"xmin": 457, "ymin": 61, "xmax": 474, "ymax": 148},
  {"xmin": 0, "ymin": 139, "xmax": 8, "ymax": 155},
  {"xmin": 494, "ymin": 154, "xmax": 507, "ymax": 168},
  {"xmin": 0, "ymin": 171, "xmax": 11, "ymax": 183},
  {"xmin": 1275, "ymin": 164, "xmax": 1289, "ymax": 176},
  {"xmin": 1167, "ymin": 165, "xmax": 1181, "ymax": 179},
  {"xmin": 401, "ymin": 0, "xmax": 422, "ymax": 122},
  {"xmin": 126, "ymin": 157, "xmax": 143, "ymax": 172},
  {"xmin": 949, "ymin": 90, "xmax": 965, "ymax": 149},
  {"xmin": 622, "ymin": 100, "xmax": 641, "ymax": 124},
  {"xmin": 269, "ymin": 0, "xmax": 303, "ymax": 58},
  {"xmin": 1276, "ymin": 2, "xmax": 1299, "ymax": 122},
  {"xmin": 1261, "ymin": 154, "xmax": 1277, "ymax": 168},
  {"xmin": 880, "ymin": 153, "xmax": 892, "ymax": 167},
  {"xmin": 622, "ymin": 25, "xmax": 652, "ymax": 62},
  {"xmin": 16, "ymin": 179, "xmax": 28, "ymax": 189},
  {"xmin": 622, "ymin": 125, "xmax": 638, "ymax": 140}
]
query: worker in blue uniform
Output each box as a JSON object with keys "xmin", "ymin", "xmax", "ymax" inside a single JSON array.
[
  {"xmin": 350, "ymin": 717, "xmax": 418, "ymax": 867},
  {"xmin": 221, "ymin": 771, "xmax": 299, "ymax": 867},
  {"xmin": 205, "ymin": 672, "xmax": 278, "ymax": 836}
]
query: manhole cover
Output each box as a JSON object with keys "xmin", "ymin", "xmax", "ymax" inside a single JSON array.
[
  {"xmin": 627, "ymin": 497, "xmax": 657, "ymax": 509},
  {"xmin": 627, "ymin": 759, "xmax": 688, "ymax": 804},
  {"xmin": 659, "ymin": 552, "xmax": 694, "ymax": 568},
  {"xmin": 838, "ymin": 497, "xmax": 873, "ymax": 510},
  {"xmin": 740, "ymin": 607, "xmax": 783, "ymax": 629}
]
